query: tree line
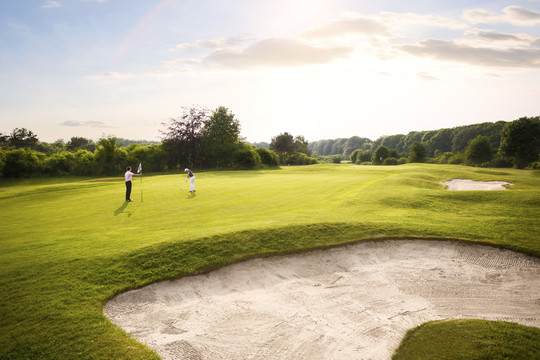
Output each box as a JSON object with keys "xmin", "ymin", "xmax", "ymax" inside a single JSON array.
[
  {"xmin": 0, "ymin": 106, "xmax": 317, "ymax": 178},
  {"xmin": 309, "ymin": 117, "xmax": 539, "ymax": 169},
  {"xmin": 0, "ymin": 111, "xmax": 538, "ymax": 178}
]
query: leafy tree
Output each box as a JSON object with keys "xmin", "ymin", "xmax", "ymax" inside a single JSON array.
[
  {"xmin": 379, "ymin": 134, "xmax": 406, "ymax": 155},
  {"xmin": 342, "ymin": 136, "xmax": 371, "ymax": 157},
  {"xmin": 3, "ymin": 148, "xmax": 45, "ymax": 177},
  {"xmin": 287, "ymin": 152, "xmax": 317, "ymax": 165},
  {"xmin": 355, "ymin": 149, "xmax": 372, "ymax": 163},
  {"xmin": 403, "ymin": 132, "xmax": 425, "ymax": 154},
  {"xmin": 72, "ymin": 150, "xmax": 98, "ymax": 175},
  {"xmin": 202, "ymin": 106, "xmax": 242, "ymax": 168},
  {"xmin": 0, "ymin": 146, "xmax": 5, "ymax": 176},
  {"xmin": 350, "ymin": 149, "xmax": 362, "ymax": 163},
  {"xmin": 161, "ymin": 107, "xmax": 208, "ymax": 169},
  {"xmin": 94, "ymin": 136, "xmax": 127, "ymax": 175},
  {"xmin": 409, "ymin": 142, "xmax": 427, "ymax": 163},
  {"xmin": 67, "ymin": 137, "xmax": 96, "ymax": 152},
  {"xmin": 452, "ymin": 122, "xmax": 505, "ymax": 153},
  {"xmin": 466, "ymin": 136, "xmax": 493, "ymax": 166},
  {"xmin": 44, "ymin": 151, "xmax": 77, "ymax": 175},
  {"xmin": 426, "ymin": 128, "xmax": 453, "ymax": 155},
  {"xmin": 372, "ymin": 145, "xmax": 389, "ymax": 164},
  {"xmin": 8, "ymin": 128, "xmax": 39, "ymax": 149},
  {"xmin": 294, "ymin": 135, "xmax": 310, "ymax": 155},
  {"xmin": 383, "ymin": 157, "xmax": 399, "ymax": 165},
  {"xmin": 255, "ymin": 147, "xmax": 279, "ymax": 167},
  {"xmin": 0, "ymin": 132, "xmax": 8, "ymax": 147},
  {"xmin": 270, "ymin": 132, "xmax": 295, "ymax": 164},
  {"xmin": 232, "ymin": 143, "xmax": 261, "ymax": 169},
  {"xmin": 499, "ymin": 116, "xmax": 540, "ymax": 168}
]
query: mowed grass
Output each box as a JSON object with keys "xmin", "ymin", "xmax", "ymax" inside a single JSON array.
[{"xmin": 0, "ymin": 164, "xmax": 538, "ymax": 359}]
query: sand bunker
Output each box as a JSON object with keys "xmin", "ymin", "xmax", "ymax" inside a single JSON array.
[
  {"xmin": 105, "ymin": 240, "xmax": 540, "ymax": 360},
  {"xmin": 444, "ymin": 178, "xmax": 513, "ymax": 190}
]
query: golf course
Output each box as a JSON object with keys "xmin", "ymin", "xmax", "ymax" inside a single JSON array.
[{"xmin": 1, "ymin": 163, "xmax": 539, "ymax": 359}]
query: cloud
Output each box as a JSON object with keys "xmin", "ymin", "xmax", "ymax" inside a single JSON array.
[
  {"xmin": 203, "ymin": 38, "xmax": 353, "ymax": 69},
  {"xmin": 175, "ymin": 37, "xmax": 248, "ymax": 50},
  {"xmin": 399, "ymin": 39, "xmax": 540, "ymax": 68},
  {"xmin": 300, "ymin": 17, "xmax": 391, "ymax": 40},
  {"xmin": 378, "ymin": 11, "xmax": 468, "ymax": 30},
  {"xmin": 464, "ymin": 6, "xmax": 540, "ymax": 26},
  {"xmin": 417, "ymin": 72, "xmax": 439, "ymax": 81},
  {"xmin": 465, "ymin": 28, "xmax": 539, "ymax": 47},
  {"xmin": 301, "ymin": 11, "xmax": 467, "ymax": 41},
  {"xmin": 86, "ymin": 72, "xmax": 135, "ymax": 80},
  {"xmin": 61, "ymin": 120, "xmax": 115, "ymax": 128},
  {"xmin": 42, "ymin": 1, "xmax": 61, "ymax": 8}
]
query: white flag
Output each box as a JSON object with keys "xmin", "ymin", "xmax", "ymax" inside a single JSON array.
[{"xmin": 137, "ymin": 163, "xmax": 142, "ymax": 174}]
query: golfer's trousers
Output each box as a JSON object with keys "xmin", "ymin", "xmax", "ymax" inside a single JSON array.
[{"xmin": 125, "ymin": 181, "xmax": 132, "ymax": 201}]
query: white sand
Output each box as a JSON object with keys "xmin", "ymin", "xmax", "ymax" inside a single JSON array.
[
  {"xmin": 443, "ymin": 178, "xmax": 513, "ymax": 190},
  {"xmin": 104, "ymin": 240, "xmax": 540, "ymax": 360}
]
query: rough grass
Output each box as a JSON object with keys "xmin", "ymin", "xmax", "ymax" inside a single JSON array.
[
  {"xmin": 0, "ymin": 164, "xmax": 539, "ymax": 359},
  {"xmin": 393, "ymin": 319, "xmax": 540, "ymax": 360}
]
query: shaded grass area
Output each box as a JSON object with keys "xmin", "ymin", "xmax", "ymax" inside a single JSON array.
[
  {"xmin": 0, "ymin": 164, "xmax": 539, "ymax": 359},
  {"xmin": 393, "ymin": 319, "xmax": 540, "ymax": 360}
]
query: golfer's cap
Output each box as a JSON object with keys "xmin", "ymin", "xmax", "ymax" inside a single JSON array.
[{"xmin": 184, "ymin": 168, "xmax": 189, "ymax": 171}]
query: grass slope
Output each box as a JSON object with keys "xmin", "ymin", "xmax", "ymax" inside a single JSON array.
[{"xmin": 0, "ymin": 164, "xmax": 539, "ymax": 359}]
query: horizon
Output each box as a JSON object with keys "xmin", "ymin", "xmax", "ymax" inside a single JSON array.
[{"xmin": 1, "ymin": 1, "xmax": 539, "ymax": 144}]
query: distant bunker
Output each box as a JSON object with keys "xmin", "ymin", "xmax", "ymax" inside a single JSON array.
[{"xmin": 443, "ymin": 178, "xmax": 513, "ymax": 191}]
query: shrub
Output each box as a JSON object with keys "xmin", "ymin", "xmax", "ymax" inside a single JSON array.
[
  {"xmin": 409, "ymin": 142, "xmax": 427, "ymax": 163},
  {"xmin": 287, "ymin": 152, "xmax": 317, "ymax": 165},
  {"xmin": 44, "ymin": 152, "xmax": 76, "ymax": 175},
  {"xmin": 372, "ymin": 146, "xmax": 389, "ymax": 164},
  {"xmin": 255, "ymin": 147, "xmax": 280, "ymax": 167},
  {"xmin": 465, "ymin": 135, "xmax": 493, "ymax": 166},
  {"xmin": 383, "ymin": 157, "xmax": 399, "ymax": 165},
  {"xmin": 448, "ymin": 153, "xmax": 465, "ymax": 164},
  {"xmin": 0, "ymin": 147, "xmax": 5, "ymax": 176},
  {"xmin": 3, "ymin": 148, "xmax": 45, "ymax": 177},
  {"xmin": 72, "ymin": 150, "xmax": 99, "ymax": 176},
  {"xmin": 233, "ymin": 144, "xmax": 262, "ymax": 169}
]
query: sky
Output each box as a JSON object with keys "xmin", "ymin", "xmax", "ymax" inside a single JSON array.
[{"xmin": 1, "ymin": 0, "xmax": 539, "ymax": 144}]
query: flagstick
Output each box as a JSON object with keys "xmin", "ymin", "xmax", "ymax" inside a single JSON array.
[{"xmin": 140, "ymin": 175, "xmax": 143, "ymax": 202}]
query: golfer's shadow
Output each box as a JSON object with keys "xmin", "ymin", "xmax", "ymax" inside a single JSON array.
[
  {"xmin": 114, "ymin": 202, "xmax": 137, "ymax": 217},
  {"xmin": 186, "ymin": 192, "xmax": 197, "ymax": 199}
]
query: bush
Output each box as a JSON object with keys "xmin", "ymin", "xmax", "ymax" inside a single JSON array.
[
  {"xmin": 255, "ymin": 147, "xmax": 280, "ymax": 167},
  {"xmin": 287, "ymin": 152, "xmax": 317, "ymax": 165},
  {"xmin": 383, "ymin": 157, "xmax": 399, "ymax": 165},
  {"xmin": 398, "ymin": 157, "xmax": 408, "ymax": 164},
  {"xmin": 331, "ymin": 155, "xmax": 342, "ymax": 164},
  {"xmin": 233, "ymin": 144, "xmax": 262, "ymax": 169},
  {"xmin": 124, "ymin": 144, "xmax": 168, "ymax": 173},
  {"xmin": 465, "ymin": 135, "xmax": 493, "ymax": 166},
  {"xmin": 434, "ymin": 152, "xmax": 454, "ymax": 164},
  {"xmin": 3, "ymin": 148, "xmax": 45, "ymax": 177},
  {"xmin": 448, "ymin": 153, "xmax": 465, "ymax": 164},
  {"xmin": 372, "ymin": 146, "xmax": 389, "ymax": 164},
  {"xmin": 409, "ymin": 142, "xmax": 427, "ymax": 163},
  {"xmin": 44, "ymin": 151, "xmax": 76, "ymax": 175},
  {"xmin": 72, "ymin": 150, "xmax": 99, "ymax": 176},
  {"xmin": 0, "ymin": 147, "xmax": 5, "ymax": 176},
  {"xmin": 489, "ymin": 153, "xmax": 514, "ymax": 168},
  {"xmin": 350, "ymin": 149, "xmax": 362, "ymax": 163}
]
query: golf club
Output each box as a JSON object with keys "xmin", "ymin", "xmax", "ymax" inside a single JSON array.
[{"xmin": 180, "ymin": 178, "xmax": 188, "ymax": 191}]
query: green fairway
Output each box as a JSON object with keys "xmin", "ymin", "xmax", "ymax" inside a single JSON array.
[{"xmin": 1, "ymin": 164, "xmax": 539, "ymax": 359}]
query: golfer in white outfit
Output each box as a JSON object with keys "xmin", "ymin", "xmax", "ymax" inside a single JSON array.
[{"xmin": 185, "ymin": 168, "xmax": 196, "ymax": 192}]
